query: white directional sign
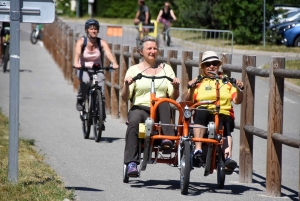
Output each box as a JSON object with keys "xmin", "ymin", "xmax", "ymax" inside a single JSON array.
[{"xmin": 0, "ymin": 0, "xmax": 55, "ymax": 23}]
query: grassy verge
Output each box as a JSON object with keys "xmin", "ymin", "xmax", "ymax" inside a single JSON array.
[{"xmin": 0, "ymin": 111, "xmax": 75, "ymax": 201}]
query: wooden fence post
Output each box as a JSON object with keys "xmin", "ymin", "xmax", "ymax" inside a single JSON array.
[
  {"xmin": 239, "ymin": 55, "xmax": 256, "ymax": 183},
  {"xmin": 67, "ymin": 28, "xmax": 73, "ymax": 83},
  {"xmin": 266, "ymin": 56, "xmax": 285, "ymax": 197},
  {"xmin": 111, "ymin": 44, "xmax": 120, "ymax": 119},
  {"xmin": 167, "ymin": 50, "xmax": 178, "ymax": 75},
  {"xmin": 199, "ymin": 52, "xmax": 203, "ymax": 76},
  {"xmin": 73, "ymin": 33, "xmax": 80, "ymax": 91},
  {"xmin": 221, "ymin": 53, "xmax": 232, "ymax": 77},
  {"xmin": 120, "ymin": 45, "xmax": 129, "ymax": 123},
  {"xmin": 181, "ymin": 51, "xmax": 193, "ymax": 100},
  {"xmin": 131, "ymin": 47, "xmax": 139, "ymax": 66},
  {"xmin": 104, "ymin": 44, "xmax": 112, "ymax": 114}
]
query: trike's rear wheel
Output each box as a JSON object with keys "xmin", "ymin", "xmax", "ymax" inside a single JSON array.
[
  {"xmin": 82, "ymin": 96, "xmax": 91, "ymax": 139},
  {"xmin": 180, "ymin": 140, "xmax": 191, "ymax": 195},
  {"xmin": 123, "ymin": 164, "xmax": 129, "ymax": 183},
  {"xmin": 93, "ymin": 89, "xmax": 104, "ymax": 142}
]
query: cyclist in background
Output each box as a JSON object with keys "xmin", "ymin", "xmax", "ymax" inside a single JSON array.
[
  {"xmin": 134, "ymin": 0, "xmax": 151, "ymax": 36},
  {"xmin": 73, "ymin": 19, "xmax": 119, "ymax": 129},
  {"xmin": 156, "ymin": 2, "xmax": 177, "ymax": 30},
  {"xmin": 0, "ymin": 22, "xmax": 10, "ymax": 64}
]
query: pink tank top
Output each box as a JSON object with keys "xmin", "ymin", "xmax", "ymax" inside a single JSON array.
[{"xmin": 80, "ymin": 47, "xmax": 102, "ymax": 68}]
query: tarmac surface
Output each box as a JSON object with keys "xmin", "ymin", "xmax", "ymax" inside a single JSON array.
[{"xmin": 0, "ymin": 23, "xmax": 299, "ymax": 201}]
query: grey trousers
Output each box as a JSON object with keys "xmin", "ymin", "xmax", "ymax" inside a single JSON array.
[
  {"xmin": 76, "ymin": 69, "xmax": 106, "ymax": 100},
  {"xmin": 124, "ymin": 102, "xmax": 175, "ymax": 165}
]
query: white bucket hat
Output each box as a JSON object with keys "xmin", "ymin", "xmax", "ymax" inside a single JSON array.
[{"xmin": 200, "ymin": 51, "xmax": 222, "ymax": 67}]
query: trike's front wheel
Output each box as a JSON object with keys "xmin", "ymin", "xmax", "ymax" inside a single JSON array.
[
  {"xmin": 217, "ymin": 147, "xmax": 225, "ymax": 188},
  {"xmin": 180, "ymin": 140, "xmax": 191, "ymax": 195},
  {"xmin": 123, "ymin": 164, "xmax": 129, "ymax": 183},
  {"xmin": 93, "ymin": 89, "xmax": 104, "ymax": 142}
]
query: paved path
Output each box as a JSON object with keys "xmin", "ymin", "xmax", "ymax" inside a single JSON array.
[{"xmin": 0, "ymin": 23, "xmax": 298, "ymax": 201}]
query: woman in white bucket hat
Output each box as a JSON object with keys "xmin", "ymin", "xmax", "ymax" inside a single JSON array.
[{"xmin": 186, "ymin": 51, "xmax": 244, "ymax": 173}]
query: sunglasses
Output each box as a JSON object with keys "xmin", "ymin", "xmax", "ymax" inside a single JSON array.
[{"xmin": 203, "ymin": 61, "xmax": 219, "ymax": 67}]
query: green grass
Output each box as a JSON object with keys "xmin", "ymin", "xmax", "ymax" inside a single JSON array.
[{"xmin": 0, "ymin": 111, "xmax": 75, "ymax": 201}]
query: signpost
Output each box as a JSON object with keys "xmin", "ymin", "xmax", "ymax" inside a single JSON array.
[{"xmin": 0, "ymin": 0, "xmax": 55, "ymax": 183}]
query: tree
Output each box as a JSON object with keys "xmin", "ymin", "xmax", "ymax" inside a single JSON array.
[{"xmin": 214, "ymin": 1, "xmax": 275, "ymax": 44}]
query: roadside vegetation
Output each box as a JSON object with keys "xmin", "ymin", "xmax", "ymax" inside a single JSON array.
[{"xmin": 0, "ymin": 111, "xmax": 75, "ymax": 201}]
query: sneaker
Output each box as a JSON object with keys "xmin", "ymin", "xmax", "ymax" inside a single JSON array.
[
  {"xmin": 193, "ymin": 150, "xmax": 203, "ymax": 167},
  {"xmin": 76, "ymin": 99, "xmax": 84, "ymax": 111},
  {"xmin": 161, "ymin": 139, "xmax": 173, "ymax": 150},
  {"xmin": 127, "ymin": 162, "xmax": 139, "ymax": 177},
  {"xmin": 225, "ymin": 158, "xmax": 237, "ymax": 170}
]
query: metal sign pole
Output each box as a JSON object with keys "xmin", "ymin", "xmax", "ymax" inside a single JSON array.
[{"xmin": 8, "ymin": 0, "xmax": 21, "ymax": 183}]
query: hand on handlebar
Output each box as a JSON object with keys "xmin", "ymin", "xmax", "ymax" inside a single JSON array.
[
  {"xmin": 235, "ymin": 79, "xmax": 244, "ymax": 90},
  {"xmin": 124, "ymin": 76, "xmax": 134, "ymax": 86},
  {"xmin": 171, "ymin": 77, "xmax": 180, "ymax": 88},
  {"xmin": 73, "ymin": 63, "xmax": 81, "ymax": 68}
]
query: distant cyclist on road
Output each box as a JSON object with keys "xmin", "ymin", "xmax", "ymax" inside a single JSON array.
[
  {"xmin": 134, "ymin": 0, "xmax": 151, "ymax": 36},
  {"xmin": 73, "ymin": 19, "xmax": 119, "ymax": 129},
  {"xmin": 0, "ymin": 22, "xmax": 10, "ymax": 64},
  {"xmin": 156, "ymin": 2, "xmax": 177, "ymax": 30}
]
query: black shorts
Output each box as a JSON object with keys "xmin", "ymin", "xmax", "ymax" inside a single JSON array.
[{"xmin": 193, "ymin": 107, "xmax": 235, "ymax": 137}]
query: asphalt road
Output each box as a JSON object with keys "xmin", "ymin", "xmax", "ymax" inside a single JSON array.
[{"xmin": 0, "ymin": 22, "xmax": 299, "ymax": 201}]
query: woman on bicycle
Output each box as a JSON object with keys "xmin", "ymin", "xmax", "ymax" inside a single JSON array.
[
  {"xmin": 121, "ymin": 36, "xmax": 180, "ymax": 177},
  {"xmin": 73, "ymin": 19, "xmax": 119, "ymax": 128},
  {"xmin": 156, "ymin": 2, "xmax": 177, "ymax": 29},
  {"xmin": 186, "ymin": 51, "xmax": 244, "ymax": 171}
]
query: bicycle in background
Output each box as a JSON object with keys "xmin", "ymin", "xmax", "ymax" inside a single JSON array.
[
  {"xmin": 75, "ymin": 63, "xmax": 115, "ymax": 142},
  {"xmin": 162, "ymin": 19, "xmax": 172, "ymax": 47},
  {"xmin": 30, "ymin": 24, "xmax": 43, "ymax": 44},
  {"xmin": 136, "ymin": 20, "xmax": 159, "ymax": 47}
]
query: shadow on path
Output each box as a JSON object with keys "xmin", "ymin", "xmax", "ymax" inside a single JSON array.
[{"xmin": 65, "ymin": 186, "xmax": 103, "ymax": 192}]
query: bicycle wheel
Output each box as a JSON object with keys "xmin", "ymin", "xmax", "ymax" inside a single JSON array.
[
  {"xmin": 82, "ymin": 96, "xmax": 91, "ymax": 139},
  {"xmin": 92, "ymin": 89, "xmax": 104, "ymax": 142},
  {"xmin": 30, "ymin": 30, "xmax": 38, "ymax": 44},
  {"xmin": 180, "ymin": 140, "xmax": 191, "ymax": 195},
  {"xmin": 3, "ymin": 44, "xmax": 9, "ymax": 73},
  {"xmin": 166, "ymin": 33, "xmax": 171, "ymax": 46}
]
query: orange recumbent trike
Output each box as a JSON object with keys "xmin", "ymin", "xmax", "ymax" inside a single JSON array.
[
  {"xmin": 178, "ymin": 72, "xmax": 243, "ymax": 195},
  {"xmin": 122, "ymin": 72, "xmax": 242, "ymax": 196},
  {"xmin": 123, "ymin": 73, "xmax": 184, "ymax": 183}
]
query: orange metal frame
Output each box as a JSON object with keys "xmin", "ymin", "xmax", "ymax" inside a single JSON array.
[{"xmin": 142, "ymin": 77, "xmax": 224, "ymax": 171}]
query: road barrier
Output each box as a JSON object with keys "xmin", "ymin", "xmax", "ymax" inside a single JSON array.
[{"xmin": 43, "ymin": 17, "xmax": 300, "ymax": 199}]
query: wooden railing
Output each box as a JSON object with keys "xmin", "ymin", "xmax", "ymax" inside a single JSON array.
[{"xmin": 42, "ymin": 17, "xmax": 300, "ymax": 199}]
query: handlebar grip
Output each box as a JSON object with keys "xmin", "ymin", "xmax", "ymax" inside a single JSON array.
[{"xmin": 132, "ymin": 73, "xmax": 142, "ymax": 81}]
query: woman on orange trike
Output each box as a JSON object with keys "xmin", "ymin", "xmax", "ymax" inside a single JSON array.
[
  {"xmin": 186, "ymin": 51, "xmax": 244, "ymax": 172},
  {"xmin": 121, "ymin": 36, "xmax": 180, "ymax": 177}
]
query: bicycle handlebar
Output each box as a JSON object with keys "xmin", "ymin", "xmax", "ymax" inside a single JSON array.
[
  {"xmin": 187, "ymin": 73, "xmax": 244, "ymax": 91},
  {"xmin": 132, "ymin": 73, "xmax": 173, "ymax": 82},
  {"xmin": 73, "ymin": 63, "xmax": 115, "ymax": 73}
]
